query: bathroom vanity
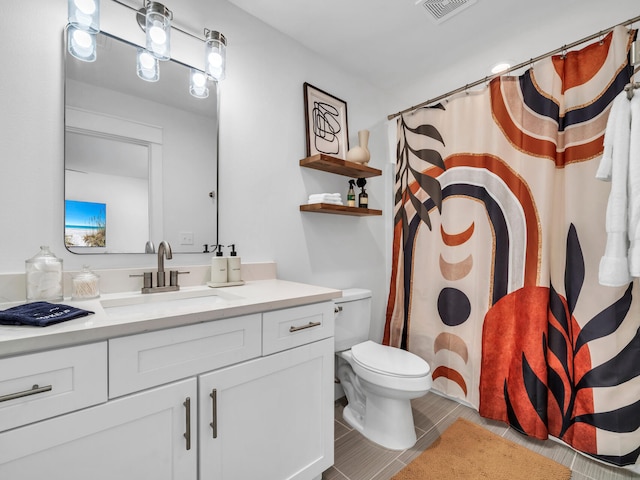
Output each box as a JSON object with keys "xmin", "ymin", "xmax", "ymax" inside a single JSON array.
[{"xmin": 0, "ymin": 279, "xmax": 340, "ymax": 480}]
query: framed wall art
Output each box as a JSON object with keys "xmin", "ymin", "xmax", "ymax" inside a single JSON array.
[{"xmin": 303, "ymin": 82, "xmax": 349, "ymax": 159}]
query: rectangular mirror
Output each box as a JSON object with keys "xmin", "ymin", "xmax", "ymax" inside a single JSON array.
[{"xmin": 65, "ymin": 29, "xmax": 218, "ymax": 254}]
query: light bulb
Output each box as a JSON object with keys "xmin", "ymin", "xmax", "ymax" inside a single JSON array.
[
  {"xmin": 72, "ymin": 29, "xmax": 92, "ymax": 49},
  {"xmin": 74, "ymin": 0, "xmax": 96, "ymax": 15},
  {"xmin": 149, "ymin": 24, "xmax": 167, "ymax": 45},
  {"xmin": 68, "ymin": 25, "xmax": 96, "ymax": 62},
  {"xmin": 139, "ymin": 51, "xmax": 155, "ymax": 69},
  {"xmin": 208, "ymin": 52, "xmax": 222, "ymax": 68},
  {"xmin": 137, "ymin": 48, "xmax": 159, "ymax": 82},
  {"xmin": 192, "ymin": 71, "xmax": 206, "ymax": 87}
]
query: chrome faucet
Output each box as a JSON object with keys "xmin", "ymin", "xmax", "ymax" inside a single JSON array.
[
  {"xmin": 133, "ymin": 240, "xmax": 188, "ymax": 294},
  {"xmin": 156, "ymin": 241, "xmax": 173, "ymax": 287}
]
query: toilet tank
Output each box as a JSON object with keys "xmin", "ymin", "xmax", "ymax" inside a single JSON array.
[{"xmin": 334, "ymin": 288, "xmax": 372, "ymax": 352}]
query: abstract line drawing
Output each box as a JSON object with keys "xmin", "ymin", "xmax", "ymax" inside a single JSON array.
[{"xmin": 312, "ymin": 101, "xmax": 341, "ymax": 155}]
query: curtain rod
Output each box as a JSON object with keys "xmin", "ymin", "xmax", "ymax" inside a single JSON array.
[{"xmin": 387, "ymin": 14, "xmax": 640, "ymax": 121}]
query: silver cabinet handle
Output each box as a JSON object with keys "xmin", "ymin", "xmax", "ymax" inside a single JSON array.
[
  {"xmin": 0, "ymin": 384, "xmax": 52, "ymax": 403},
  {"xmin": 183, "ymin": 397, "xmax": 191, "ymax": 450},
  {"xmin": 210, "ymin": 389, "xmax": 218, "ymax": 439},
  {"xmin": 289, "ymin": 321, "xmax": 321, "ymax": 333}
]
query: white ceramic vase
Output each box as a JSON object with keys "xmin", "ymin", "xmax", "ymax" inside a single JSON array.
[{"xmin": 346, "ymin": 130, "xmax": 371, "ymax": 164}]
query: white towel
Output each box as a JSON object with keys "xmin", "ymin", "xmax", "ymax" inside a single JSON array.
[
  {"xmin": 628, "ymin": 93, "xmax": 640, "ymax": 276},
  {"xmin": 308, "ymin": 198, "xmax": 343, "ymax": 205},
  {"xmin": 597, "ymin": 91, "xmax": 632, "ymax": 286},
  {"xmin": 308, "ymin": 193, "xmax": 342, "ymax": 205},
  {"xmin": 308, "ymin": 193, "xmax": 341, "ymax": 200}
]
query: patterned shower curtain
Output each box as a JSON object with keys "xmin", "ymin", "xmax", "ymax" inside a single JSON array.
[{"xmin": 384, "ymin": 26, "xmax": 640, "ymax": 470}]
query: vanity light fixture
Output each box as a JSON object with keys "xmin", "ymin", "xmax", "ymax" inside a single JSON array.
[
  {"xmin": 67, "ymin": 0, "xmax": 100, "ymax": 62},
  {"xmin": 67, "ymin": 25, "xmax": 97, "ymax": 62},
  {"xmin": 68, "ymin": 0, "xmax": 100, "ymax": 33},
  {"xmin": 204, "ymin": 29, "xmax": 227, "ymax": 81},
  {"xmin": 138, "ymin": 1, "xmax": 173, "ymax": 61},
  {"xmin": 137, "ymin": 48, "xmax": 160, "ymax": 82},
  {"xmin": 189, "ymin": 69, "xmax": 209, "ymax": 98}
]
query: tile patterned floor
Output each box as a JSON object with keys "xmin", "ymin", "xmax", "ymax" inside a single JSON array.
[{"xmin": 323, "ymin": 392, "xmax": 639, "ymax": 480}]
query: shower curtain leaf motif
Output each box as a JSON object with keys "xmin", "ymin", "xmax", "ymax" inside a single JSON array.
[
  {"xmin": 395, "ymin": 112, "xmax": 446, "ymax": 242},
  {"xmin": 486, "ymin": 224, "xmax": 637, "ymax": 465}
]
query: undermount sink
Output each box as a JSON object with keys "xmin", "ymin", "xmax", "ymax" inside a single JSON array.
[{"xmin": 100, "ymin": 287, "xmax": 243, "ymax": 317}]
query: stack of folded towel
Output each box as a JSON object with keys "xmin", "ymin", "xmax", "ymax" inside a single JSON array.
[{"xmin": 307, "ymin": 193, "xmax": 343, "ymax": 205}]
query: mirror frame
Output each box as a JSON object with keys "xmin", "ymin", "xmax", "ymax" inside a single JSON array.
[{"xmin": 64, "ymin": 27, "xmax": 220, "ymax": 255}]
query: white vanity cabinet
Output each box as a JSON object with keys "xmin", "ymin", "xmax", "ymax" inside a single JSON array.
[
  {"xmin": 199, "ymin": 337, "xmax": 334, "ymax": 480},
  {"xmin": 0, "ymin": 298, "xmax": 335, "ymax": 480},
  {"xmin": 0, "ymin": 378, "xmax": 197, "ymax": 480}
]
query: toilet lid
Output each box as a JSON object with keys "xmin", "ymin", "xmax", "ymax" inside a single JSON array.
[{"xmin": 351, "ymin": 341, "xmax": 430, "ymax": 378}]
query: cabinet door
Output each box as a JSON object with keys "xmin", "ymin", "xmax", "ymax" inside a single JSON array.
[
  {"xmin": 0, "ymin": 378, "xmax": 197, "ymax": 480},
  {"xmin": 199, "ymin": 338, "xmax": 334, "ymax": 480}
]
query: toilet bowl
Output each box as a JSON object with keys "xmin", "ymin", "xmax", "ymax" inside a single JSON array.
[{"xmin": 335, "ymin": 290, "xmax": 432, "ymax": 450}]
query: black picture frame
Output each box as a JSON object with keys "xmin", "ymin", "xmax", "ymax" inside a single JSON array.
[{"xmin": 303, "ymin": 82, "xmax": 349, "ymax": 159}]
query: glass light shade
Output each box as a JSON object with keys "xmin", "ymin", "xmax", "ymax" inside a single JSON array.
[
  {"xmin": 190, "ymin": 69, "xmax": 209, "ymax": 98},
  {"xmin": 68, "ymin": 25, "xmax": 97, "ymax": 62},
  {"xmin": 68, "ymin": 0, "xmax": 100, "ymax": 33},
  {"xmin": 137, "ymin": 48, "xmax": 160, "ymax": 82},
  {"xmin": 145, "ymin": 2, "xmax": 172, "ymax": 61},
  {"xmin": 205, "ymin": 30, "xmax": 227, "ymax": 81}
]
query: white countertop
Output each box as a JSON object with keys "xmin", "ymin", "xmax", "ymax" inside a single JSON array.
[{"xmin": 0, "ymin": 279, "xmax": 342, "ymax": 358}]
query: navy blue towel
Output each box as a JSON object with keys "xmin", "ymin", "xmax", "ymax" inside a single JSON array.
[{"xmin": 0, "ymin": 302, "xmax": 94, "ymax": 327}]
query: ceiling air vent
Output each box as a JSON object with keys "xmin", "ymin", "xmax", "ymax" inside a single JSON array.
[{"xmin": 415, "ymin": 0, "xmax": 478, "ymax": 24}]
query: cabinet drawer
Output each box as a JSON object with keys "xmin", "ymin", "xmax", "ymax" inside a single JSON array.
[
  {"xmin": 109, "ymin": 314, "xmax": 262, "ymax": 398},
  {"xmin": 0, "ymin": 342, "xmax": 107, "ymax": 432},
  {"xmin": 262, "ymin": 302, "xmax": 335, "ymax": 355}
]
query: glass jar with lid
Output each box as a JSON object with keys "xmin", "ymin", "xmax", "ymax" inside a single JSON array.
[
  {"xmin": 72, "ymin": 265, "xmax": 100, "ymax": 300},
  {"xmin": 25, "ymin": 245, "xmax": 63, "ymax": 302}
]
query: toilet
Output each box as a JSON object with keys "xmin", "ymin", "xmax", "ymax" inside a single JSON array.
[{"xmin": 334, "ymin": 289, "xmax": 432, "ymax": 450}]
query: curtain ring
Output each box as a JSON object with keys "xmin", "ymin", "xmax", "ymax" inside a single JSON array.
[{"xmin": 561, "ymin": 46, "xmax": 567, "ymax": 59}]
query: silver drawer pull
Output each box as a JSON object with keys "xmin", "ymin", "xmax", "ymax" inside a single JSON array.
[
  {"xmin": 0, "ymin": 384, "xmax": 53, "ymax": 403},
  {"xmin": 289, "ymin": 321, "xmax": 321, "ymax": 333}
]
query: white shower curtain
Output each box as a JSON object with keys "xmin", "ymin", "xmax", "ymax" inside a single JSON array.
[{"xmin": 384, "ymin": 26, "xmax": 640, "ymax": 471}]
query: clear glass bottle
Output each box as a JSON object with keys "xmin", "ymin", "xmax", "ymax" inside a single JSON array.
[
  {"xmin": 72, "ymin": 265, "xmax": 100, "ymax": 300},
  {"xmin": 25, "ymin": 246, "xmax": 63, "ymax": 302}
]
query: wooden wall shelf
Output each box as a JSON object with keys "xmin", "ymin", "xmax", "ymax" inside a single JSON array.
[
  {"xmin": 300, "ymin": 154, "xmax": 382, "ymax": 178},
  {"xmin": 300, "ymin": 204, "xmax": 382, "ymax": 216}
]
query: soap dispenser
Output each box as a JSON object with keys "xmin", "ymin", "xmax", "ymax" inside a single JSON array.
[
  {"xmin": 357, "ymin": 178, "xmax": 368, "ymax": 208},
  {"xmin": 227, "ymin": 244, "xmax": 242, "ymax": 283},
  {"xmin": 210, "ymin": 244, "xmax": 228, "ymax": 284}
]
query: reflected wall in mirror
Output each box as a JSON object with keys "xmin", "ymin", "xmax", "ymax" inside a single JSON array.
[{"xmin": 65, "ymin": 30, "xmax": 218, "ymax": 254}]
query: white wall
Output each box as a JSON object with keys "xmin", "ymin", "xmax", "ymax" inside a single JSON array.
[
  {"xmin": 387, "ymin": 1, "xmax": 640, "ymax": 115},
  {"xmin": 1, "ymin": 0, "xmax": 637, "ymax": 342},
  {"xmin": 0, "ymin": 0, "xmax": 391, "ymax": 339}
]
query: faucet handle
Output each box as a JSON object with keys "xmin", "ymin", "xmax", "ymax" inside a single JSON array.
[
  {"xmin": 130, "ymin": 272, "xmax": 153, "ymax": 289},
  {"xmin": 169, "ymin": 270, "xmax": 190, "ymax": 287}
]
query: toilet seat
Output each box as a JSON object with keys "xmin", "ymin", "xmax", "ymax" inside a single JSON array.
[{"xmin": 351, "ymin": 341, "xmax": 430, "ymax": 378}]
